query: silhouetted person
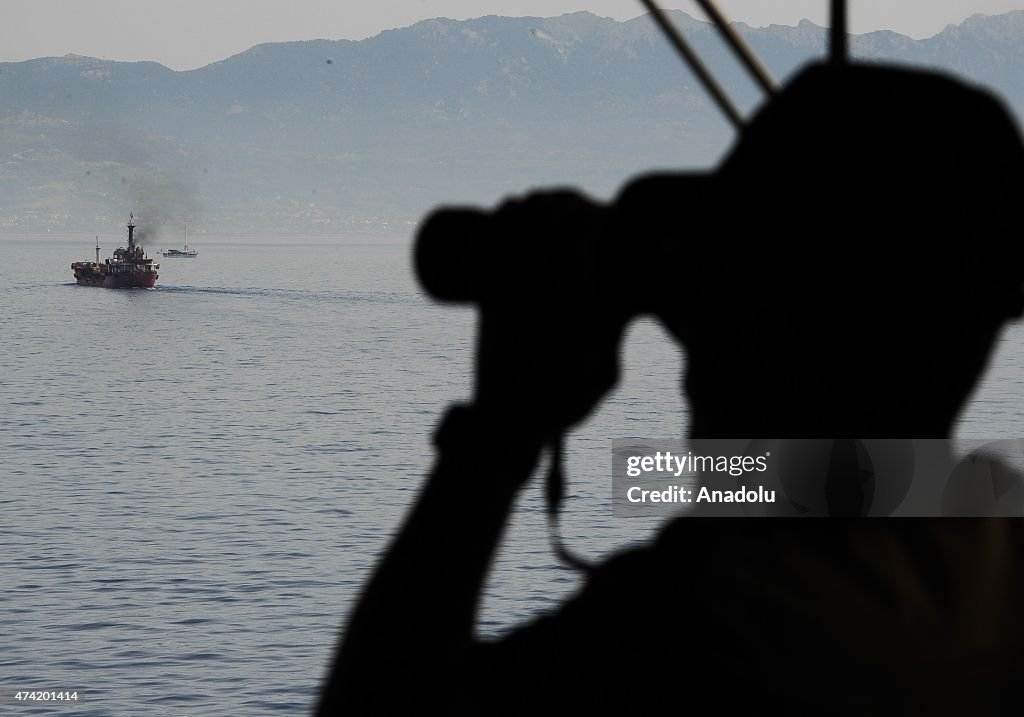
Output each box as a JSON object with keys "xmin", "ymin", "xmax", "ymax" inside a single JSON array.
[{"xmin": 317, "ymin": 59, "xmax": 1024, "ymax": 715}]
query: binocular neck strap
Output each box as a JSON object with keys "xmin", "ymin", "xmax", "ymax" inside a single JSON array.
[{"xmin": 546, "ymin": 435, "xmax": 593, "ymax": 575}]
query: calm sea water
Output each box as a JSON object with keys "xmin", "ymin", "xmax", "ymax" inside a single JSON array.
[{"xmin": 3, "ymin": 236, "xmax": 1024, "ymax": 715}]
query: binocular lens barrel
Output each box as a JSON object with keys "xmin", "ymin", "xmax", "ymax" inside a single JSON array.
[{"xmin": 414, "ymin": 208, "xmax": 491, "ymax": 302}]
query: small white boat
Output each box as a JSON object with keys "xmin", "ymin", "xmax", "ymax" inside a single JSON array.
[{"xmin": 162, "ymin": 226, "xmax": 197, "ymax": 258}]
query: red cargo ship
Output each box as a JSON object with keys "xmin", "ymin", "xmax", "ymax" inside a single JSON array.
[{"xmin": 71, "ymin": 213, "xmax": 159, "ymax": 288}]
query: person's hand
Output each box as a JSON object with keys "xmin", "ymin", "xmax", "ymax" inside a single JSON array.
[{"xmin": 470, "ymin": 190, "xmax": 629, "ymax": 444}]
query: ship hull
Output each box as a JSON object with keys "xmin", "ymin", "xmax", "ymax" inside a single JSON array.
[
  {"xmin": 72, "ymin": 264, "xmax": 158, "ymax": 289},
  {"xmin": 102, "ymin": 272, "xmax": 158, "ymax": 289}
]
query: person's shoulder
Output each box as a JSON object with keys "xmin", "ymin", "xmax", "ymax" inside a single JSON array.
[
  {"xmin": 459, "ymin": 523, "xmax": 742, "ymax": 713},
  {"xmin": 462, "ymin": 518, "xmax": 1024, "ymax": 714}
]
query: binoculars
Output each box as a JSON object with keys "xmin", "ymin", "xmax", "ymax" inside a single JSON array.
[{"xmin": 413, "ymin": 173, "xmax": 712, "ymax": 324}]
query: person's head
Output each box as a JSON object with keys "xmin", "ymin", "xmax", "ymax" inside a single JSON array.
[{"xmin": 661, "ymin": 62, "xmax": 1024, "ymax": 438}]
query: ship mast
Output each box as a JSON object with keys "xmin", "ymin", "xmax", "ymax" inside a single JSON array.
[
  {"xmin": 95, "ymin": 236, "xmax": 101, "ymax": 263},
  {"xmin": 127, "ymin": 212, "xmax": 136, "ymax": 253}
]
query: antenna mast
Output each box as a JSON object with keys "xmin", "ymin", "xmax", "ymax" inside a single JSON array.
[
  {"xmin": 637, "ymin": 0, "xmax": 783, "ymax": 132},
  {"xmin": 638, "ymin": 0, "xmax": 744, "ymax": 130},
  {"xmin": 831, "ymin": 0, "xmax": 847, "ymax": 64},
  {"xmin": 691, "ymin": 0, "xmax": 776, "ymax": 96}
]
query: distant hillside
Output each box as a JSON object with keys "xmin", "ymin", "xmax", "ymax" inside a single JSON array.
[{"xmin": 1, "ymin": 10, "xmax": 1022, "ymax": 237}]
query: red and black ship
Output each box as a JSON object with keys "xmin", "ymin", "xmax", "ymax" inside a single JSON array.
[{"xmin": 72, "ymin": 213, "xmax": 159, "ymax": 288}]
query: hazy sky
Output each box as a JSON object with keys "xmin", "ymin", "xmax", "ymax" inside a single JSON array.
[{"xmin": 5, "ymin": 1, "xmax": 1024, "ymax": 70}]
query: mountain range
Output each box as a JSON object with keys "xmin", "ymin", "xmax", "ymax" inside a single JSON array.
[{"xmin": 2, "ymin": 9, "xmax": 1023, "ymax": 237}]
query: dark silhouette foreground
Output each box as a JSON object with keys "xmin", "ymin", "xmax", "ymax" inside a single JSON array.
[{"xmin": 317, "ymin": 61, "xmax": 1024, "ymax": 715}]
